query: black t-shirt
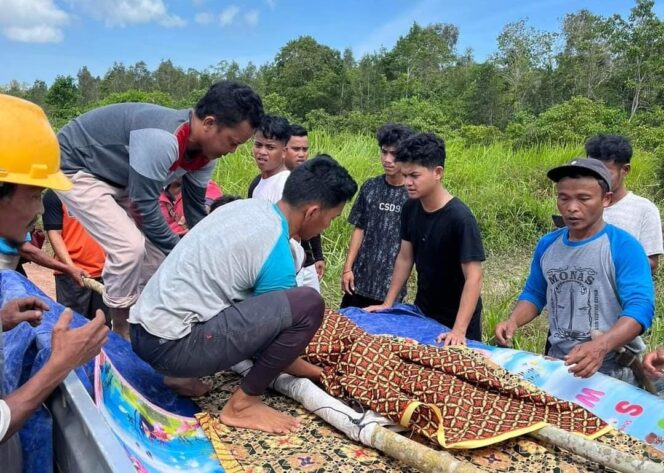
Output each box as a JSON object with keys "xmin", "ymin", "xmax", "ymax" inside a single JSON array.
[
  {"xmin": 42, "ymin": 189, "xmax": 64, "ymax": 231},
  {"xmin": 348, "ymin": 175, "xmax": 409, "ymax": 301},
  {"xmin": 401, "ymin": 197, "xmax": 485, "ymax": 335}
]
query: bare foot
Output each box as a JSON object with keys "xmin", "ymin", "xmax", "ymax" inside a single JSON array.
[
  {"xmin": 284, "ymin": 357, "xmax": 323, "ymax": 381},
  {"xmin": 219, "ymin": 387, "xmax": 301, "ymax": 434},
  {"xmin": 164, "ymin": 376, "xmax": 212, "ymax": 397}
]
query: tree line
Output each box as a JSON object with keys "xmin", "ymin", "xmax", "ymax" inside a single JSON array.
[{"xmin": 3, "ymin": 0, "xmax": 663, "ymax": 151}]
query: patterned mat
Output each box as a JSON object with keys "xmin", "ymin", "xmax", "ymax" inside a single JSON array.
[
  {"xmin": 303, "ymin": 311, "xmax": 609, "ymax": 449},
  {"xmin": 196, "ymin": 371, "xmax": 663, "ymax": 472}
]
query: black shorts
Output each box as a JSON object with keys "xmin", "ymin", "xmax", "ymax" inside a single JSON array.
[
  {"xmin": 130, "ymin": 290, "xmax": 292, "ymax": 378},
  {"xmin": 55, "ymin": 274, "xmax": 109, "ymax": 323}
]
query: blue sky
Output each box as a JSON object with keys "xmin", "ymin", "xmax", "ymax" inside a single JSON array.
[{"xmin": 1, "ymin": 0, "xmax": 661, "ymax": 86}]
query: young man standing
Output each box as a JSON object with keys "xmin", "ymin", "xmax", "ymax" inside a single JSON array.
[
  {"xmin": 56, "ymin": 81, "xmax": 263, "ymax": 338},
  {"xmin": 585, "ymin": 134, "xmax": 663, "ymax": 274},
  {"xmin": 129, "ymin": 156, "xmax": 357, "ymax": 434},
  {"xmin": 248, "ymin": 115, "xmax": 291, "ymax": 202},
  {"xmin": 495, "ymin": 158, "xmax": 654, "ymax": 384},
  {"xmin": 0, "ymin": 95, "xmax": 108, "ymax": 471},
  {"xmin": 341, "ymin": 123, "xmax": 413, "ymax": 308},
  {"xmin": 284, "ymin": 124, "xmax": 325, "ymax": 290},
  {"xmin": 366, "ymin": 133, "xmax": 485, "ymax": 346},
  {"xmin": 42, "ymin": 189, "xmax": 108, "ymax": 321}
]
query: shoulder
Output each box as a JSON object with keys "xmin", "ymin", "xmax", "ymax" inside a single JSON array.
[
  {"xmin": 535, "ymin": 228, "xmax": 566, "ymax": 254},
  {"xmin": 605, "ymin": 223, "xmax": 645, "ymax": 250},
  {"xmin": 445, "ymin": 198, "xmax": 479, "ymax": 223},
  {"xmin": 628, "ymin": 193, "xmax": 661, "ymax": 215},
  {"xmin": 42, "ymin": 189, "xmax": 61, "ymax": 207}
]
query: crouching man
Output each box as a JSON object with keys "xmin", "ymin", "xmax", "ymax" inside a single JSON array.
[{"xmin": 128, "ymin": 156, "xmax": 357, "ymax": 434}]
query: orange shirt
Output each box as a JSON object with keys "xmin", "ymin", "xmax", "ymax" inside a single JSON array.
[{"xmin": 59, "ymin": 204, "xmax": 106, "ymax": 278}]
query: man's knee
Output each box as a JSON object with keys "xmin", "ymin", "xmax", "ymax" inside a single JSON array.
[{"xmin": 286, "ymin": 286, "xmax": 324, "ymax": 329}]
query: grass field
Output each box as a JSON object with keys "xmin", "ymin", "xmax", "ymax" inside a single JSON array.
[{"xmin": 212, "ymin": 131, "xmax": 664, "ymax": 354}]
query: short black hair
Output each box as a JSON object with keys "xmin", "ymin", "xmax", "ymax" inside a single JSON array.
[
  {"xmin": 585, "ymin": 134, "xmax": 632, "ymax": 165},
  {"xmin": 195, "ymin": 81, "xmax": 264, "ymax": 129},
  {"xmin": 256, "ymin": 115, "xmax": 291, "ymax": 144},
  {"xmin": 209, "ymin": 194, "xmax": 242, "ymax": 213},
  {"xmin": 395, "ymin": 132, "xmax": 446, "ymax": 169},
  {"xmin": 376, "ymin": 123, "xmax": 414, "ymax": 148},
  {"xmin": 282, "ymin": 154, "xmax": 357, "ymax": 209},
  {"xmin": 0, "ymin": 182, "xmax": 17, "ymax": 200},
  {"xmin": 558, "ymin": 172, "xmax": 610, "ymax": 194},
  {"xmin": 289, "ymin": 124, "xmax": 308, "ymax": 137}
]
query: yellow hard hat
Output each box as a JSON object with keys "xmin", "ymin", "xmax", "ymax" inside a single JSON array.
[{"xmin": 0, "ymin": 94, "xmax": 71, "ymax": 191}]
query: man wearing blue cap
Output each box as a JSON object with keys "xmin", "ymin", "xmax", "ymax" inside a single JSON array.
[{"xmin": 495, "ymin": 158, "xmax": 654, "ymax": 384}]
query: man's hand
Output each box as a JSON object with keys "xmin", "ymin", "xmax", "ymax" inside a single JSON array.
[
  {"xmin": 65, "ymin": 265, "xmax": 89, "ymax": 287},
  {"xmin": 314, "ymin": 260, "xmax": 325, "ymax": 280},
  {"xmin": 437, "ymin": 329, "xmax": 466, "ymax": 346},
  {"xmin": 0, "ymin": 297, "xmax": 49, "ymax": 331},
  {"xmin": 341, "ymin": 270, "xmax": 354, "ymax": 294},
  {"xmin": 495, "ymin": 319, "xmax": 518, "ymax": 347},
  {"xmin": 564, "ymin": 339, "xmax": 609, "ymax": 378},
  {"xmin": 364, "ymin": 303, "xmax": 391, "ymax": 313},
  {"xmin": 643, "ymin": 346, "xmax": 664, "ymax": 379},
  {"xmin": 49, "ymin": 309, "xmax": 109, "ymax": 372}
]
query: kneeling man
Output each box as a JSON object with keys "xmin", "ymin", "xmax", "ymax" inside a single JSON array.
[{"xmin": 129, "ymin": 156, "xmax": 357, "ymax": 433}]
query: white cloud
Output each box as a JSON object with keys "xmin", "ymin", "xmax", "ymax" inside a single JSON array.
[
  {"xmin": 0, "ymin": 0, "xmax": 69, "ymax": 43},
  {"xmin": 219, "ymin": 5, "xmax": 240, "ymax": 26},
  {"xmin": 72, "ymin": 0, "xmax": 184, "ymax": 28},
  {"xmin": 195, "ymin": 12, "xmax": 214, "ymax": 25},
  {"xmin": 160, "ymin": 14, "xmax": 186, "ymax": 28},
  {"xmin": 266, "ymin": 0, "xmax": 276, "ymax": 10},
  {"xmin": 244, "ymin": 9, "xmax": 259, "ymax": 26}
]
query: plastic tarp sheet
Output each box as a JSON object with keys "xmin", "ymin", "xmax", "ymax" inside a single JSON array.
[{"xmin": 0, "ymin": 270, "xmax": 198, "ymax": 472}]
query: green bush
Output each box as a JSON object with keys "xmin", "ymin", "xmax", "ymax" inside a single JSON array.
[
  {"xmin": 459, "ymin": 125, "xmax": 503, "ymax": 146},
  {"xmin": 516, "ymin": 97, "xmax": 625, "ymax": 147}
]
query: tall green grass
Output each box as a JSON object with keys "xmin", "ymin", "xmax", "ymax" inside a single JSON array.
[{"xmin": 212, "ymin": 132, "xmax": 663, "ymax": 353}]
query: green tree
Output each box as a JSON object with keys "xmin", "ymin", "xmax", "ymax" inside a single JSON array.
[
  {"xmin": 77, "ymin": 66, "xmax": 100, "ymax": 105},
  {"xmin": 270, "ymin": 36, "xmax": 345, "ymax": 118},
  {"xmin": 614, "ymin": 0, "xmax": 664, "ymax": 120},
  {"xmin": 556, "ymin": 10, "xmax": 616, "ymax": 101}
]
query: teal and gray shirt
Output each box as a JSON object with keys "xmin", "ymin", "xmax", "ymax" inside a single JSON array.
[
  {"xmin": 519, "ymin": 224, "xmax": 654, "ymax": 370},
  {"xmin": 128, "ymin": 199, "xmax": 296, "ymax": 340},
  {"xmin": 58, "ymin": 103, "xmax": 215, "ymax": 255}
]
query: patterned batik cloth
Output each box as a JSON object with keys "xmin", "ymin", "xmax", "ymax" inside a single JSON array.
[
  {"xmin": 195, "ymin": 372, "xmax": 418, "ymax": 473},
  {"xmin": 303, "ymin": 310, "xmax": 610, "ymax": 449},
  {"xmin": 195, "ymin": 371, "xmax": 663, "ymax": 473}
]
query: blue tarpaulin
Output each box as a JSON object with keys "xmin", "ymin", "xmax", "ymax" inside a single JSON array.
[{"xmin": 0, "ymin": 270, "xmax": 197, "ymax": 473}]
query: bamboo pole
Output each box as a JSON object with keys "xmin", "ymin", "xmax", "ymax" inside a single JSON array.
[
  {"xmin": 370, "ymin": 426, "xmax": 482, "ymax": 473},
  {"xmin": 532, "ymin": 426, "xmax": 662, "ymax": 473},
  {"xmin": 82, "ymin": 277, "xmax": 104, "ymax": 295}
]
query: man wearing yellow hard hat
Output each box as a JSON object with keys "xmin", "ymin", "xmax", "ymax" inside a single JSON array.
[{"xmin": 0, "ymin": 94, "xmax": 108, "ymax": 470}]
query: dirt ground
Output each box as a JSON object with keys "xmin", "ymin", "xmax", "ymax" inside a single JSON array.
[{"xmin": 23, "ymin": 262, "xmax": 56, "ymax": 299}]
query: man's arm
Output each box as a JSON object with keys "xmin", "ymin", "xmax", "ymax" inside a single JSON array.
[
  {"xmin": 647, "ymin": 255, "xmax": 659, "ymax": 275},
  {"xmin": 365, "ymin": 240, "xmax": 414, "ymax": 311},
  {"xmin": 1, "ymin": 309, "xmax": 108, "ymax": 442},
  {"xmin": 438, "ymin": 261, "xmax": 482, "ymax": 345},
  {"xmin": 46, "ymin": 230, "xmax": 74, "ymax": 267},
  {"xmin": 19, "ymin": 243, "xmax": 86, "ymax": 286},
  {"xmin": 341, "ymin": 227, "xmax": 364, "ymax": 294},
  {"xmin": 494, "ymin": 300, "xmax": 540, "ymax": 346},
  {"xmin": 181, "ymin": 165, "xmax": 213, "ymax": 229}
]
